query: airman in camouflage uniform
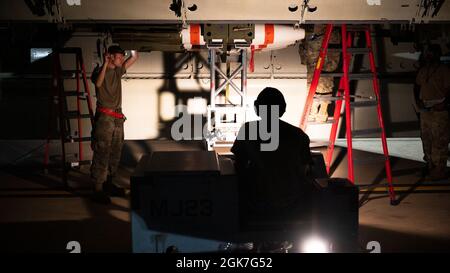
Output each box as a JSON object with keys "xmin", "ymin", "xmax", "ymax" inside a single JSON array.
[
  {"xmin": 415, "ymin": 45, "xmax": 450, "ymax": 181},
  {"xmin": 90, "ymin": 45, "xmax": 139, "ymax": 204},
  {"xmin": 301, "ymin": 25, "xmax": 341, "ymax": 123}
]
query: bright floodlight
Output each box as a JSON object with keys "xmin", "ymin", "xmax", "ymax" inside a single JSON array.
[{"xmin": 301, "ymin": 236, "xmax": 330, "ymax": 253}]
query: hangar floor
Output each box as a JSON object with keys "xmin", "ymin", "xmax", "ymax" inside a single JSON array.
[{"xmin": 0, "ymin": 140, "xmax": 449, "ymax": 253}]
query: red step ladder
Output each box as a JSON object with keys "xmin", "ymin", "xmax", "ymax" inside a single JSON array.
[
  {"xmin": 300, "ymin": 24, "xmax": 397, "ymax": 205},
  {"xmin": 44, "ymin": 47, "xmax": 95, "ymax": 186}
]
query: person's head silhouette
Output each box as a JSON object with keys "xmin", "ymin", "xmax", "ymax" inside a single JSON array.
[{"xmin": 254, "ymin": 87, "xmax": 287, "ymax": 120}]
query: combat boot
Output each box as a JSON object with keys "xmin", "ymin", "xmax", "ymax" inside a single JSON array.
[
  {"xmin": 308, "ymin": 101, "xmax": 320, "ymax": 122},
  {"xmin": 103, "ymin": 176, "xmax": 126, "ymax": 197},
  {"xmin": 315, "ymin": 113, "xmax": 328, "ymax": 123},
  {"xmin": 316, "ymin": 101, "xmax": 330, "ymax": 123},
  {"xmin": 91, "ymin": 190, "xmax": 111, "ymax": 205},
  {"xmin": 91, "ymin": 181, "xmax": 111, "ymax": 205},
  {"xmin": 425, "ymin": 167, "xmax": 448, "ymax": 182}
]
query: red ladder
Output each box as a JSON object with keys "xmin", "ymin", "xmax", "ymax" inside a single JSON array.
[
  {"xmin": 44, "ymin": 47, "xmax": 95, "ymax": 186},
  {"xmin": 300, "ymin": 24, "xmax": 397, "ymax": 205}
]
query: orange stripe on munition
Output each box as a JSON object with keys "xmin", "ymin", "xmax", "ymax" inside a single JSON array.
[
  {"xmin": 190, "ymin": 24, "xmax": 201, "ymax": 45},
  {"xmin": 264, "ymin": 24, "xmax": 275, "ymax": 45},
  {"xmin": 250, "ymin": 45, "xmax": 255, "ymax": 73},
  {"xmin": 255, "ymin": 24, "xmax": 275, "ymax": 51}
]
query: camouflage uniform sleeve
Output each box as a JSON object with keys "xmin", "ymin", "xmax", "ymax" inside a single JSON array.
[
  {"xmin": 323, "ymin": 52, "xmax": 340, "ymax": 72},
  {"xmin": 299, "ymin": 41, "xmax": 307, "ymax": 65},
  {"xmin": 323, "ymin": 28, "xmax": 341, "ymax": 72}
]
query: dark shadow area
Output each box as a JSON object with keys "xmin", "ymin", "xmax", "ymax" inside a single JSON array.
[
  {"xmin": 388, "ymin": 121, "xmax": 420, "ymax": 133},
  {"xmin": 391, "ymin": 166, "xmax": 424, "ymax": 177},
  {"xmin": 120, "ymin": 139, "xmax": 206, "ymax": 169},
  {"xmin": 395, "ymin": 177, "xmax": 428, "ymax": 204},
  {"xmin": 120, "ymin": 140, "xmax": 152, "ymax": 168},
  {"xmin": 0, "ymin": 164, "xmax": 95, "ymax": 190},
  {"xmin": 0, "ymin": 218, "xmax": 131, "ymax": 253},
  {"xmin": 1, "ymin": 141, "xmax": 448, "ymax": 252},
  {"xmin": 358, "ymin": 194, "xmax": 391, "ymax": 204},
  {"xmin": 0, "ymin": 65, "xmax": 51, "ymax": 139},
  {"xmin": 328, "ymin": 147, "xmax": 347, "ymax": 176},
  {"xmin": 0, "ymin": 23, "xmax": 71, "ymax": 139},
  {"xmin": 156, "ymin": 52, "xmax": 210, "ymax": 140},
  {"xmin": 0, "ymin": 193, "xmax": 91, "ymax": 198},
  {"xmin": 0, "ymin": 165, "xmax": 132, "ymax": 253},
  {"xmin": 359, "ymin": 224, "xmax": 450, "ymax": 252},
  {"xmin": 0, "ymin": 166, "xmax": 70, "ymax": 190},
  {"xmin": 132, "ymin": 153, "xmax": 358, "ymax": 248},
  {"xmin": 358, "ymin": 157, "xmax": 400, "ymax": 207}
]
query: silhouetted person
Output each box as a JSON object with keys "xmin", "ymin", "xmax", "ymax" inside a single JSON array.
[
  {"xmin": 414, "ymin": 44, "xmax": 450, "ymax": 181},
  {"xmin": 231, "ymin": 87, "xmax": 313, "ymax": 223}
]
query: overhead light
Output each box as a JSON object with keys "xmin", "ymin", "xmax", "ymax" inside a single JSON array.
[{"xmin": 30, "ymin": 48, "xmax": 52, "ymax": 63}]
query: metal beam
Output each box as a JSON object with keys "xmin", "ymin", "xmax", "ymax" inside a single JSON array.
[{"xmin": 1, "ymin": 0, "xmax": 450, "ymax": 23}]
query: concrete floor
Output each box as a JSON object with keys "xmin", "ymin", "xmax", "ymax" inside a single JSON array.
[{"xmin": 0, "ymin": 140, "xmax": 449, "ymax": 253}]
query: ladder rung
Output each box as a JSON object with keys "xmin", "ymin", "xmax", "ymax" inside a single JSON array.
[
  {"xmin": 346, "ymin": 25, "xmax": 370, "ymax": 32},
  {"xmin": 348, "ymin": 48, "xmax": 371, "ymax": 54},
  {"xmin": 307, "ymin": 118, "xmax": 336, "ymax": 125},
  {"xmin": 350, "ymin": 100, "xmax": 378, "ymax": 107},
  {"xmin": 320, "ymin": 72, "xmax": 343, "ymax": 78},
  {"xmin": 66, "ymin": 111, "xmax": 91, "ymax": 119},
  {"xmin": 62, "ymin": 70, "xmax": 83, "ymax": 74},
  {"xmin": 320, "ymin": 72, "xmax": 374, "ymax": 80},
  {"xmin": 313, "ymin": 95, "xmax": 376, "ymax": 103},
  {"xmin": 67, "ymin": 160, "xmax": 91, "ymax": 167},
  {"xmin": 349, "ymin": 73, "xmax": 374, "ymax": 80},
  {"xmin": 65, "ymin": 137, "xmax": 92, "ymax": 143},
  {"xmin": 351, "ymin": 128, "xmax": 383, "ymax": 136},
  {"xmin": 60, "ymin": 71, "xmax": 84, "ymax": 79},
  {"xmin": 314, "ymin": 96, "xmax": 343, "ymax": 102},
  {"xmin": 64, "ymin": 91, "xmax": 88, "ymax": 97}
]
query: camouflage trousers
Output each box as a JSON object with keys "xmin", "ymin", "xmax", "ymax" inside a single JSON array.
[
  {"xmin": 307, "ymin": 72, "xmax": 333, "ymax": 122},
  {"xmin": 303, "ymin": 25, "xmax": 341, "ymax": 122},
  {"xmin": 90, "ymin": 112, "xmax": 125, "ymax": 185},
  {"xmin": 306, "ymin": 71, "xmax": 335, "ymax": 94},
  {"xmin": 420, "ymin": 110, "xmax": 449, "ymax": 174}
]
